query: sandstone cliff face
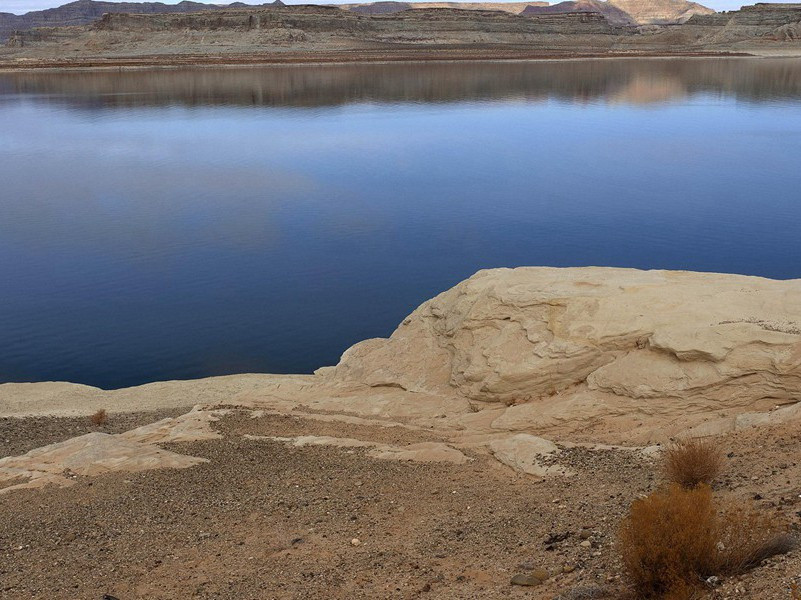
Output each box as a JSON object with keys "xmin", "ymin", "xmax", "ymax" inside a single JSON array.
[
  {"xmin": 332, "ymin": 268, "xmax": 801, "ymax": 417},
  {"xmin": 346, "ymin": 1, "xmax": 548, "ymax": 16},
  {"xmin": 0, "ymin": 0, "xmax": 284, "ymax": 41},
  {"xmin": 8, "ymin": 3, "xmax": 801, "ymax": 60},
  {"xmin": 344, "ymin": 0, "xmax": 710, "ymax": 24},
  {"xmin": 0, "ymin": 0, "xmax": 713, "ymax": 44},
  {"xmin": 84, "ymin": 5, "xmax": 621, "ymax": 44},
  {"xmin": 521, "ymin": 0, "xmax": 636, "ymax": 26},
  {"xmin": 608, "ymin": 0, "xmax": 713, "ymax": 24}
]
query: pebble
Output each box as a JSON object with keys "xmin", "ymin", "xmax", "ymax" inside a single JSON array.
[
  {"xmin": 350, "ymin": 538, "xmax": 361, "ymax": 547},
  {"xmin": 580, "ymin": 540, "xmax": 592, "ymax": 548}
]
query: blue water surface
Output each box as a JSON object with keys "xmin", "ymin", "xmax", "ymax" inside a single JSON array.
[{"xmin": 1, "ymin": 58, "xmax": 800, "ymax": 388}]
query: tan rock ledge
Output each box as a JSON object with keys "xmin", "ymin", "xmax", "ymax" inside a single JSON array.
[{"xmin": 1, "ymin": 266, "xmax": 799, "ymax": 488}]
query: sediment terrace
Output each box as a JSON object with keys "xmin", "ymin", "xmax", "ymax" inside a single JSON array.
[{"xmin": 2, "ymin": 3, "xmax": 800, "ymax": 68}]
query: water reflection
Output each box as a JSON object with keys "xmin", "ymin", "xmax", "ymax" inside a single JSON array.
[
  {"xmin": 1, "ymin": 58, "xmax": 800, "ymax": 389},
  {"xmin": 2, "ymin": 57, "xmax": 801, "ymax": 108}
]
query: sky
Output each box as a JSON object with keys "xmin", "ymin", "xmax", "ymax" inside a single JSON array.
[{"xmin": 0, "ymin": 0, "xmax": 759, "ymax": 17}]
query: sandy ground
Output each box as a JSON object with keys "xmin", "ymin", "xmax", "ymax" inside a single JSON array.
[
  {"xmin": 0, "ymin": 411, "xmax": 799, "ymax": 599},
  {"xmin": 0, "ymin": 409, "xmax": 191, "ymax": 457}
]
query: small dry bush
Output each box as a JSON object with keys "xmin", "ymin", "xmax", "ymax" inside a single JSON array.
[
  {"xmin": 619, "ymin": 484, "xmax": 719, "ymax": 598},
  {"xmin": 716, "ymin": 503, "xmax": 798, "ymax": 573},
  {"xmin": 663, "ymin": 437, "xmax": 723, "ymax": 489},
  {"xmin": 90, "ymin": 408, "xmax": 108, "ymax": 426},
  {"xmin": 619, "ymin": 484, "xmax": 795, "ymax": 599}
]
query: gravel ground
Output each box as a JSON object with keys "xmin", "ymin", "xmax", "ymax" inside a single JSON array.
[
  {"xmin": 0, "ymin": 409, "xmax": 192, "ymax": 458},
  {"xmin": 0, "ymin": 412, "xmax": 798, "ymax": 599}
]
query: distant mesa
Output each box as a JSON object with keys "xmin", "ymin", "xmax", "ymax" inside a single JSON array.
[
  {"xmin": 342, "ymin": 0, "xmax": 713, "ymax": 24},
  {"xmin": 349, "ymin": 2, "xmax": 413, "ymax": 15},
  {"xmin": 347, "ymin": 2, "xmax": 549, "ymax": 15},
  {"xmin": 521, "ymin": 0, "xmax": 636, "ymax": 26},
  {"xmin": 0, "ymin": 0, "xmax": 714, "ymax": 42},
  {"xmin": 0, "ymin": 0, "xmax": 285, "ymax": 41}
]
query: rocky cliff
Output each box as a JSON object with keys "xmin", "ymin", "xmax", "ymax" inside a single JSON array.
[
  {"xmin": 0, "ymin": 0, "xmax": 713, "ymax": 43},
  {"xmin": 4, "ymin": 3, "xmax": 800, "ymax": 61},
  {"xmin": 0, "ymin": 0, "xmax": 285, "ymax": 41},
  {"xmin": 80, "ymin": 5, "xmax": 623, "ymax": 45},
  {"xmin": 345, "ymin": 0, "xmax": 712, "ymax": 24},
  {"xmin": 348, "ymin": 2, "xmax": 548, "ymax": 16},
  {"xmin": 331, "ymin": 268, "xmax": 801, "ymax": 410},
  {"xmin": 521, "ymin": 0, "xmax": 636, "ymax": 26},
  {"xmin": 607, "ymin": 0, "xmax": 713, "ymax": 24}
]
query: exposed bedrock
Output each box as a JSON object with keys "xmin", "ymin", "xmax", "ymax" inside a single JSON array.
[
  {"xmin": 331, "ymin": 267, "xmax": 801, "ymax": 415},
  {"xmin": 2, "ymin": 267, "xmax": 801, "ymax": 488},
  {"xmin": 2, "ymin": 267, "xmax": 800, "ymax": 448}
]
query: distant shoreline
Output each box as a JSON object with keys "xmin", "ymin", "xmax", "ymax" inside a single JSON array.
[{"xmin": 0, "ymin": 48, "xmax": 761, "ymax": 73}]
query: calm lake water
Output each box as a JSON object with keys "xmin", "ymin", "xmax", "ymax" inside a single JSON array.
[{"xmin": 1, "ymin": 58, "xmax": 801, "ymax": 389}]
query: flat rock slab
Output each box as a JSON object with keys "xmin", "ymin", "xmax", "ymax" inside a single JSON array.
[
  {"xmin": 0, "ymin": 432, "xmax": 206, "ymax": 494},
  {"xmin": 489, "ymin": 433, "xmax": 573, "ymax": 476},
  {"xmin": 249, "ymin": 434, "xmax": 471, "ymax": 464},
  {"xmin": 120, "ymin": 408, "xmax": 229, "ymax": 444}
]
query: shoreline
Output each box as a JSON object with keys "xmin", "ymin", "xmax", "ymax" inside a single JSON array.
[{"xmin": 0, "ymin": 48, "xmax": 761, "ymax": 73}]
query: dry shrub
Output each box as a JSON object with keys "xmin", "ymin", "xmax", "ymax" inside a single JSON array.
[
  {"xmin": 90, "ymin": 408, "xmax": 108, "ymax": 426},
  {"xmin": 663, "ymin": 437, "xmax": 723, "ymax": 489},
  {"xmin": 619, "ymin": 484, "xmax": 719, "ymax": 598},
  {"xmin": 618, "ymin": 484, "xmax": 795, "ymax": 599},
  {"xmin": 716, "ymin": 504, "xmax": 798, "ymax": 573}
]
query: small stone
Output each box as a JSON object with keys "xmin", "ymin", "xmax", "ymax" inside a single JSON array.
[
  {"xmin": 579, "ymin": 529, "xmax": 592, "ymax": 540},
  {"xmin": 511, "ymin": 574, "xmax": 542, "ymax": 587},
  {"xmin": 350, "ymin": 538, "xmax": 361, "ymax": 547},
  {"xmin": 580, "ymin": 540, "xmax": 592, "ymax": 548},
  {"xmin": 562, "ymin": 565, "xmax": 575, "ymax": 573}
]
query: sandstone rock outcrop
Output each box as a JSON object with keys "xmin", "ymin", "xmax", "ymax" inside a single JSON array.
[
  {"xmin": 1, "ymin": 267, "xmax": 800, "ymax": 490},
  {"xmin": 0, "ymin": 431, "xmax": 207, "ymax": 493},
  {"xmin": 0, "ymin": 0, "xmax": 284, "ymax": 42},
  {"xmin": 4, "ymin": 3, "xmax": 799, "ymax": 64},
  {"xmin": 607, "ymin": 0, "xmax": 713, "ymax": 24},
  {"xmin": 522, "ymin": 0, "xmax": 636, "ymax": 26},
  {"xmin": 347, "ymin": 2, "xmax": 548, "ymax": 16},
  {"xmin": 331, "ymin": 267, "xmax": 801, "ymax": 411}
]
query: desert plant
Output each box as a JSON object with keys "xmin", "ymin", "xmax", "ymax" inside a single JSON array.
[
  {"xmin": 716, "ymin": 505, "xmax": 798, "ymax": 573},
  {"xmin": 619, "ymin": 483, "xmax": 796, "ymax": 599},
  {"xmin": 90, "ymin": 408, "xmax": 108, "ymax": 426},
  {"xmin": 663, "ymin": 437, "xmax": 723, "ymax": 489},
  {"xmin": 619, "ymin": 484, "xmax": 719, "ymax": 598}
]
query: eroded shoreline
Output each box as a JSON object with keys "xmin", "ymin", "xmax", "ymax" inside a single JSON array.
[{"xmin": 0, "ymin": 48, "xmax": 763, "ymax": 73}]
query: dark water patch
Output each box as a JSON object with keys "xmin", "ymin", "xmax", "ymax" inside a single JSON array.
[{"xmin": 1, "ymin": 58, "xmax": 800, "ymax": 388}]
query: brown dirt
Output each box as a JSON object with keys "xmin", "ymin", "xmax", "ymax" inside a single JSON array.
[
  {"xmin": 0, "ymin": 411, "xmax": 799, "ymax": 599},
  {"xmin": 0, "ymin": 408, "xmax": 191, "ymax": 458}
]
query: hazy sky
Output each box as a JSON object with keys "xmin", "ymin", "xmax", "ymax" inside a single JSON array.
[{"xmin": 0, "ymin": 0, "xmax": 757, "ymax": 16}]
